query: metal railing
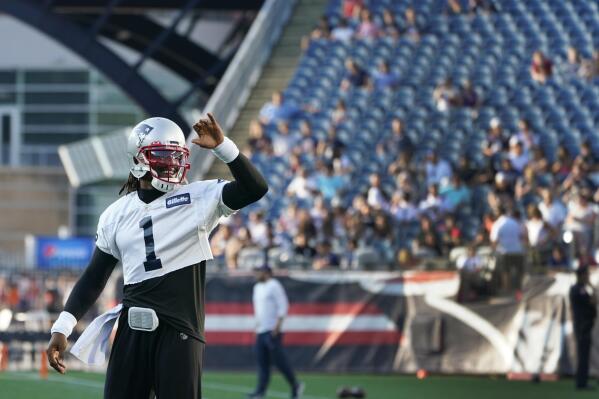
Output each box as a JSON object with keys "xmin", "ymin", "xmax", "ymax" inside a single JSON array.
[{"xmin": 186, "ymin": 0, "xmax": 298, "ymax": 180}]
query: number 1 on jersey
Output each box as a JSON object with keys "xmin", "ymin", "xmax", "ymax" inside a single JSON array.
[{"xmin": 139, "ymin": 216, "xmax": 163, "ymax": 272}]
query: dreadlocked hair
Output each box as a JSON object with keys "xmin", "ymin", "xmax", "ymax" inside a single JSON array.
[{"xmin": 119, "ymin": 173, "xmax": 141, "ymax": 195}]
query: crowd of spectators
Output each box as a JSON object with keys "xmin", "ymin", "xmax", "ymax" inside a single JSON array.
[
  {"xmin": 0, "ymin": 271, "xmax": 118, "ymax": 317},
  {"xmin": 533, "ymin": 47, "xmax": 599, "ymax": 83},
  {"xmin": 208, "ymin": 1, "xmax": 599, "ymax": 273}
]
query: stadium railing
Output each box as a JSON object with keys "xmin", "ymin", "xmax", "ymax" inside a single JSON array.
[{"xmin": 186, "ymin": 0, "xmax": 298, "ymax": 181}]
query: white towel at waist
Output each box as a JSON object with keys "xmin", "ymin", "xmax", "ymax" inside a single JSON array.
[{"xmin": 70, "ymin": 304, "xmax": 123, "ymax": 366}]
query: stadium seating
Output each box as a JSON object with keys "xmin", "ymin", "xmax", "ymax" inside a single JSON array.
[{"xmin": 242, "ymin": 0, "xmax": 599, "ymax": 268}]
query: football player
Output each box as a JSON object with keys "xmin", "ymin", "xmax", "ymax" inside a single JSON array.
[{"xmin": 46, "ymin": 113, "xmax": 268, "ymax": 399}]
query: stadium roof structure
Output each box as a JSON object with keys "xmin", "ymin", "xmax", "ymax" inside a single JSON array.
[{"xmin": 0, "ymin": 0, "xmax": 264, "ymax": 132}]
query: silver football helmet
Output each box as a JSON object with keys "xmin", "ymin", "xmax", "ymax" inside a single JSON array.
[{"xmin": 127, "ymin": 117, "xmax": 190, "ymax": 192}]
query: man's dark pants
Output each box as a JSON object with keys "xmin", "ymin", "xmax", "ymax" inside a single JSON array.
[
  {"xmin": 576, "ymin": 331, "xmax": 592, "ymax": 388},
  {"xmin": 254, "ymin": 331, "xmax": 297, "ymax": 395}
]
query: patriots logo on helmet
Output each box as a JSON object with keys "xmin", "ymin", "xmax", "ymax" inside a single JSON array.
[{"xmin": 135, "ymin": 123, "xmax": 154, "ymax": 146}]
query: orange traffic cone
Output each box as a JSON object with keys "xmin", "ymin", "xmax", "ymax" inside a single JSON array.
[
  {"xmin": 0, "ymin": 344, "xmax": 8, "ymax": 371},
  {"xmin": 40, "ymin": 350, "xmax": 48, "ymax": 379}
]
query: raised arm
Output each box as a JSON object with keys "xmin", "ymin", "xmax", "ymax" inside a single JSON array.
[
  {"xmin": 193, "ymin": 113, "xmax": 268, "ymax": 210},
  {"xmin": 47, "ymin": 248, "xmax": 118, "ymax": 374}
]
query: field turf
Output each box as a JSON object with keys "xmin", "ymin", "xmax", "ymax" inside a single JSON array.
[{"xmin": 0, "ymin": 371, "xmax": 596, "ymax": 399}]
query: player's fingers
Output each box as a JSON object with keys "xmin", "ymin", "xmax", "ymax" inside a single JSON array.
[
  {"xmin": 207, "ymin": 112, "xmax": 217, "ymax": 126},
  {"xmin": 48, "ymin": 350, "xmax": 65, "ymax": 374}
]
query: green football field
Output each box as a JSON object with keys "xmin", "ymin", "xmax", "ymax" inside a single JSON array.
[{"xmin": 0, "ymin": 371, "xmax": 595, "ymax": 399}]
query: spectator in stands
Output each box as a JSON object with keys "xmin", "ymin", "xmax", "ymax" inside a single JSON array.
[
  {"xmin": 458, "ymin": 80, "xmax": 480, "ymax": 108},
  {"xmin": 342, "ymin": 0, "xmax": 363, "ymax": 19},
  {"xmin": 529, "ymin": 147, "xmax": 550, "ymax": 176},
  {"xmin": 552, "ymin": 145, "xmax": 574, "ymax": 182},
  {"xmin": 272, "ymin": 122, "xmax": 295, "ymax": 157},
  {"xmin": 295, "ymin": 120, "xmax": 318, "ymax": 156},
  {"xmin": 316, "ymin": 163, "xmax": 346, "ymax": 202},
  {"xmin": 371, "ymin": 61, "xmax": 398, "ymax": 90},
  {"xmin": 310, "ymin": 196, "xmax": 328, "ymax": 230},
  {"xmin": 414, "ymin": 216, "xmax": 443, "ymax": 257},
  {"xmin": 297, "ymin": 208, "xmax": 317, "ymax": 239},
  {"xmin": 425, "ymin": 151, "xmax": 453, "ymax": 187},
  {"xmin": 381, "ymin": 9, "xmax": 400, "ymax": 39},
  {"xmin": 331, "ymin": 99, "xmax": 347, "ymax": 125},
  {"xmin": 446, "ymin": 0, "xmax": 463, "ymax": 14},
  {"xmin": 225, "ymin": 227, "xmax": 253, "ymax": 270},
  {"xmin": 580, "ymin": 50, "xmax": 599, "ymax": 80},
  {"xmin": 456, "ymin": 155, "xmax": 480, "ymax": 185},
  {"xmin": 301, "ymin": 15, "xmax": 331, "ymax": 50},
  {"xmin": 440, "ymin": 175, "xmax": 471, "ymax": 212},
  {"xmin": 498, "ymin": 156, "xmax": 519, "ymax": 186},
  {"xmin": 515, "ymin": 119, "xmax": 539, "ymax": 153},
  {"xmin": 367, "ymin": 173, "xmax": 389, "ymax": 210},
  {"xmin": 210, "ymin": 224, "xmax": 232, "ymax": 265},
  {"xmin": 419, "ymin": 184, "xmax": 443, "ymax": 221},
  {"xmin": 434, "ymin": 78, "xmax": 460, "ymax": 111},
  {"xmin": 313, "ymin": 241, "xmax": 340, "ymax": 270},
  {"xmin": 248, "ymin": 120, "xmax": 271, "ymax": 154},
  {"xmin": 276, "ymin": 203, "xmax": 300, "ymax": 243},
  {"xmin": 341, "ymin": 58, "xmax": 368, "ymax": 90},
  {"xmin": 356, "ymin": 9, "xmax": 379, "ymax": 39},
  {"xmin": 385, "ymin": 117, "xmax": 413, "ymax": 158},
  {"xmin": 549, "ymin": 246, "xmax": 568, "ymax": 268},
  {"xmin": 316, "ymin": 127, "xmax": 345, "ymax": 162},
  {"xmin": 468, "ymin": 0, "xmax": 496, "ymax": 15},
  {"xmin": 287, "ymin": 167, "xmax": 316, "ymax": 201},
  {"xmin": 331, "ymin": 18, "xmax": 354, "ymax": 42},
  {"xmin": 562, "ymin": 162, "xmax": 595, "ymax": 194},
  {"xmin": 530, "ymin": 51, "xmax": 553, "ymax": 83},
  {"xmin": 576, "ymin": 141, "xmax": 599, "ymax": 173},
  {"xmin": 391, "ymin": 192, "xmax": 419, "ymax": 224},
  {"xmin": 537, "ymin": 189, "xmax": 566, "ymax": 230},
  {"xmin": 293, "ymin": 233, "xmax": 316, "ymax": 259},
  {"xmin": 482, "ymin": 117, "xmax": 507, "ymax": 163},
  {"xmin": 374, "ymin": 142, "xmax": 392, "ymax": 170},
  {"xmin": 490, "ymin": 205, "xmax": 527, "ymax": 292},
  {"xmin": 565, "ymin": 190, "xmax": 596, "ymax": 264},
  {"xmin": 248, "ymin": 212, "xmax": 269, "ymax": 249},
  {"xmin": 526, "ymin": 205, "xmax": 554, "ymax": 268},
  {"xmin": 560, "ymin": 47, "xmax": 583, "ymax": 80},
  {"xmin": 457, "ymin": 245, "xmax": 486, "ymax": 301},
  {"xmin": 401, "ymin": 7, "xmax": 421, "ymax": 42},
  {"xmin": 440, "ymin": 215, "xmax": 462, "ymax": 253},
  {"xmin": 259, "ymin": 91, "xmax": 302, "ymax": 126},
  {"xmin": 515, "ymin": 166, "xmax": 540, "ymax": 207},
  {"xmin": 340, "ymin": 239, "xmax": 359, "ymax": 269},
  {"xmin": 508, "ymin": 137, "xmax": 530, "ymax": 173}
]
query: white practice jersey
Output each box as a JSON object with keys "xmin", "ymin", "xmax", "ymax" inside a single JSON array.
[{"xmin": 96, "ymin": 179, "xmax": 235, "ymax": 285}]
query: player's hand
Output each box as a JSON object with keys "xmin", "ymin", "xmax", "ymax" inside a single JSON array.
[
  {"xmin": 47, "ymin": 333, "xmax": 68, "ymax": 374},
  {"xmin": 192, "ymin": 112, "xmax": 224, "ymax": 149}
]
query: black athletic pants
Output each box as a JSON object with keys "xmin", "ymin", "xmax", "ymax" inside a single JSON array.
[{"xmin": 104, "ymin": 309, "xmax": 204, "ymax": 399}]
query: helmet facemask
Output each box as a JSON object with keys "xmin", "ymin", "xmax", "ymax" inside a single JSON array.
[{"xmin": 136, "ymin": 144, "xmax": 190, "ymax": 192}]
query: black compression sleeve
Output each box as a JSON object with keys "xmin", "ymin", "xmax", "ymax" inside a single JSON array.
[
  {"xmin": 64, "ymin": 247, "xmax": 118, "ymax": 320},
  {"xmin": 222, "ymin": 153, "xmax": 268, "ymax": 210}
]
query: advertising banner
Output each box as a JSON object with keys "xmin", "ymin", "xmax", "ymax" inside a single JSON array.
[{"xmin": 29, "ymin": 236, "xmax": 95, "ymax": 269}]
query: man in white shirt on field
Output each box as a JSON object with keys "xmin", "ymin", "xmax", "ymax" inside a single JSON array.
[{"xmin": 248, "ymin": 266, "xmax": 304, "ymax": 399}]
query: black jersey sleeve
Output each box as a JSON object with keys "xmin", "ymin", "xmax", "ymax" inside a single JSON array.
[
  {"xmin": 64, "ymin": 247, "xmax": 119, "ymax": 320},
  {"xmin": 222, "ymin": 153, "xmax": 268, "ymax": 210}
]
